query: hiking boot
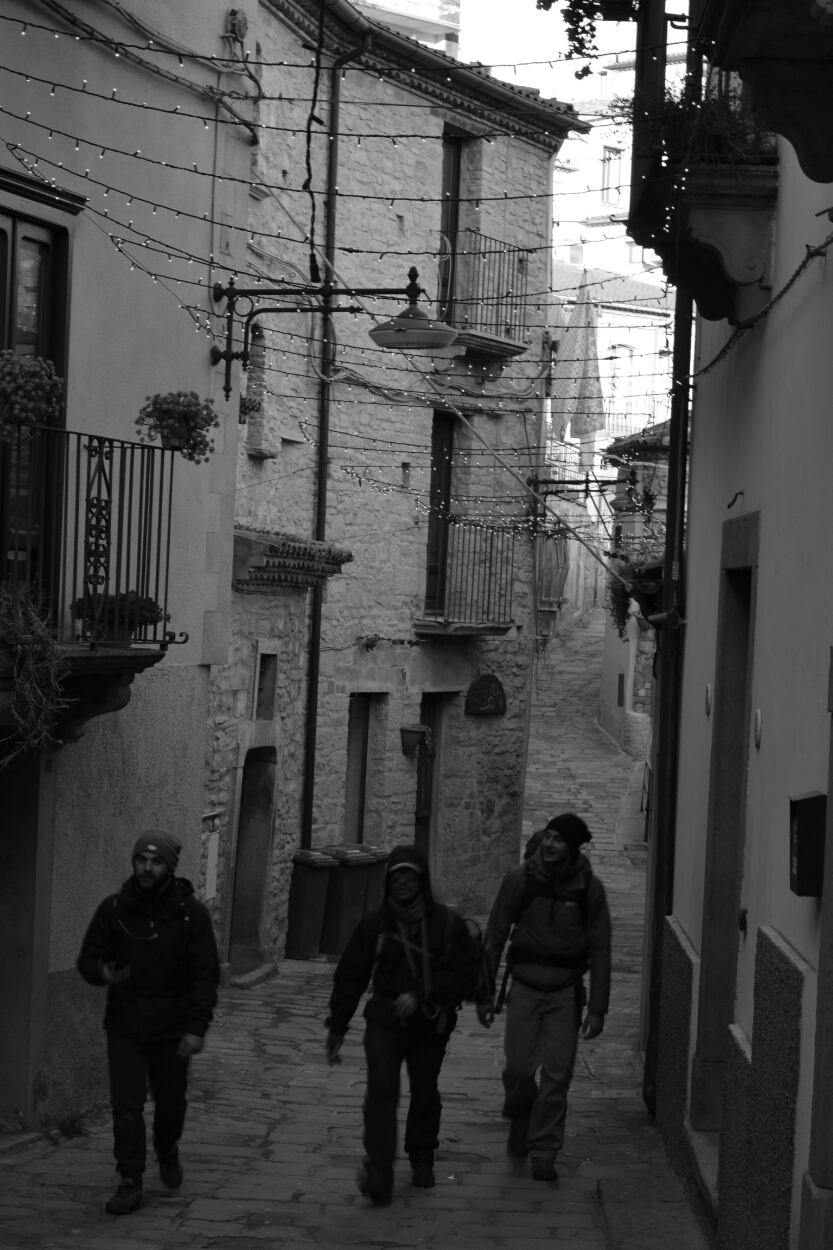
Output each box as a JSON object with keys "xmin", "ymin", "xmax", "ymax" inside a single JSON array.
[
  {"xmin": 531, "ymin": 1156, "xmax": 558, "ymax": 1182},
  {"xmin": 155, "ymin": 1142, "xmax": 183, "ymax": 1190},
  {"xmin": 357, "ymin": 1160, "xmax": 392, "ymax": 1206},
  {"xmin": 104, "ymin": 1177, "xmax": 143, "ymax": 1214},
  {"xmin": 410, "ymin": 1150, "xmax": 435, "ymax": 1188},
  {"xmin": 506, "ymin": 1115, "xmax": 531, "ymax": 1159}
]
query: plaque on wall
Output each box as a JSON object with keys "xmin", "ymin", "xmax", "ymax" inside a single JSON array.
[{"xmin": 464, "ymin": 674, "xmax": 507, "ymax": 717}]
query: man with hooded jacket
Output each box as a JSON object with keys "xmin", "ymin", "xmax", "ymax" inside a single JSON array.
[
  {"xmin": 77, "ymin": 830, "xmax": 220, "ymax": 1215},
  {"xmin": 481, "ymin": 813, "xmax": 611, "ymax": 1182},
  {"xmin": 325, "ymin": 844, "xmax": 479, "ymax": 1206}
]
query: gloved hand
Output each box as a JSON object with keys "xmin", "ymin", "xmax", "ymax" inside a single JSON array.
[
  {"xmin": 476, "ymin": 1000, "xmax": 495, "ymax": 1029},
  {"xmin": 325, "ymin": 1030, "xmax": 344, "ymax": 1064},
  {"xmin": 393, "ymin": 991, "xmax": 418, "ymax": 1022}
]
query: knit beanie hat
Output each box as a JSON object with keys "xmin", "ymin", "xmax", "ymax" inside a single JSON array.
[
  {"xmin": 545, "ymin": 813, "xmax": 591, "ymax": 859},
  {"xmin": 132, "ymin": 829, "xmax": 181, "ymax": 873}
]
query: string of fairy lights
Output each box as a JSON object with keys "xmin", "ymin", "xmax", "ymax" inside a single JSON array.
[{"xmin": 1, "ymin": 8, "xmax": 672, "ymax": 564}]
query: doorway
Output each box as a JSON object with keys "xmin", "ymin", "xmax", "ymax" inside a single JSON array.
[
  {"xmin": 229, "ymin": 746, "xmax": 277, "ymax": 975},
  {"xmin": 415, "ymin": 694, "xmax": 443, "ymax": 856},
  {"xmin": 690, "ymin": 514, "xmax": 758, "ymax": 1130}
]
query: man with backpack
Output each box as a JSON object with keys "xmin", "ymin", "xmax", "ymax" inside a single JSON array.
[
  {"xmin": 324, "ymin": 844, "xmax": 479, "ymax": 1207},
  {"xmin": 480, "ymin": 813, "xmax": 611, "ymax": 1182},
  {"xmin": 77, "ymin": 831, "xmax": 219, "ymax": 1215}
]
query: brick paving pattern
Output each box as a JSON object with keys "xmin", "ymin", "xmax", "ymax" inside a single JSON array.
[{"xmin": 0, "ymin": 610, "xmax": 708, "ymax": 1250}]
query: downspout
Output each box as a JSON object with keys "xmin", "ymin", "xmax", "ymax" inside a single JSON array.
[
  {"xmin": 300, "ymin": 26, "xmax": 372, "ymax": 850},
  {"xmin": 641, "ymin": 289, "xmax": 693, "ymax": 1112}
]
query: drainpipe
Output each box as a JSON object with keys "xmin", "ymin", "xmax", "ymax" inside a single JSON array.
[
  {"xmin": 641, "ymin": 287, "xmax": 693, "ymax": 1112},
  {"xmin": 300, "ymin": 25, "xmax": 372, "ymax": 850}
]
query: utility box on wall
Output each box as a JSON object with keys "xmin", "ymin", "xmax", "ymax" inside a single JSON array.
[{"xmin": 789, "ymin": 791, "xmax": 826, "ymax": 897}]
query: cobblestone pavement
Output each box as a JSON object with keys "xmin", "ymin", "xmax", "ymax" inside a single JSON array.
[{"xmin": 0, "ymin": 610, "xmax": 708, "ymax": 1250}]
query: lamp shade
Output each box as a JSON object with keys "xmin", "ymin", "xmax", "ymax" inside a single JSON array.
[{"xmin": 369, "ymin": 303, "xmax": 459, "ymax": 351}]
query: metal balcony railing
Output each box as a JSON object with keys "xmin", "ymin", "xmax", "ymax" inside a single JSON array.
[
  {"xmin": 439, "ymin": 228, "xmax": 531, "ymax": 341},
  {"xmin": 423, "ymin": 519, "xmax": 515, "ymax": 626},
  {"xmin": 546, "ymin": 439, "xmax": 580, "ymax": 475},
  {"xmin": 1, "ymin": 425, "xmax": 177, "ymax": 646}
]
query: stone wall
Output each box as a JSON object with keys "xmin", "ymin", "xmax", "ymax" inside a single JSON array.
[
  {"xmin": 202, "ymin": 1, "xmax": 566, "ymax": 959},
  {"xmin": 203, "ymin": 588, "xmax": 310, "ymax": 959}
]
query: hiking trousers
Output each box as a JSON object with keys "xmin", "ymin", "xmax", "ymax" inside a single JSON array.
[
  {"xmin": 362, "ymin": 1019, "xmax": 450, "ymax": 1184},
  {"xmin": 501, "ymin": 980, "xmax": 579, "ymax": 1160},
  {"xmin": 107, "ymin": 1032, "xmax": 189, "ymax": 1183}
]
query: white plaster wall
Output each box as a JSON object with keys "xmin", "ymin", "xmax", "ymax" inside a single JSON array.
[{"xmin": 671, "ymin": 138, "xmax": 833, "ymax": 1218}]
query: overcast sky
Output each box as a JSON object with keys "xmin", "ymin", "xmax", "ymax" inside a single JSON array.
[{"xmin": 457, "ymin": 0, "xmax": 640, "ymax": 108}]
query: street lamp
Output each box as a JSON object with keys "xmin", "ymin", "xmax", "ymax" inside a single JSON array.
[
  {"xmin": 210, "ymin": 266, "xmax": 457, "ymax": 399},
  {"xmin": 367, "ymin": 267, "xmax": 459, "ymax": 351}
]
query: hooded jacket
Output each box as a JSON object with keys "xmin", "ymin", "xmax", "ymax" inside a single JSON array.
[
  {"xmin": 77, "ymin": 875, "xmax": 220, "ymax": 1041},
  {"xmin": 485, "ymin": 851, "xmax": 611, "ymax": 1016},
  {"xmin": 326, "ymin": 845, "xmax": 479, "ymax": 1036}
]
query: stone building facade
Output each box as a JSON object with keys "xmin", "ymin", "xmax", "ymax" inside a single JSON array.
[{"xmin": 202, "ymin": 0, "xmax": 587, "ymax": 974}]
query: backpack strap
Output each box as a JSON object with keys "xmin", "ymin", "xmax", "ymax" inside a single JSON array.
[{"xmin": 494, "ymin": 868, "xmax": 593, "ymax": 1014}]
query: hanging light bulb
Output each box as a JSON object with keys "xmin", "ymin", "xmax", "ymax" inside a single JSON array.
[{"xmin": 368, "ymin": 267, "xmax": 458, "ymax": 351}]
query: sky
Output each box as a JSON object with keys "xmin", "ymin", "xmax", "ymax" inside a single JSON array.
[{"xmin": 457, "ymin": 0, "xmax": 640, "ymax": 110}]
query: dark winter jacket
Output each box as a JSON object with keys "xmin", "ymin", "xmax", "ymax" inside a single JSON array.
[
  {"xmin": 77, "ymin": 875, "xmax": 220, "ymax": 1041},
  {"xmin": 326, "ymin": 846, "xmax": 479, "ymax": 1036},
  {"xmin": 485, "ymin": 851, "xmax": 611, "ymax": 1016}
]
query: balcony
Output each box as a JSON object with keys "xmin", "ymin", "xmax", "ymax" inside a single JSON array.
[
  {"xmin": 1, "ymin": 426, "xmax": 178, "ymax": 743},
  {"xmin": 438, "ymin": 228, "xmax": 532, "ymax": 368},
  {"xmin": 414, "ymin": 519, "xmax": 515, "ymax": 637}
]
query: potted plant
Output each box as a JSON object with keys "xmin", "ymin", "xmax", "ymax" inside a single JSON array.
[
  {"xmin": 135, "ymin": 391, "xmax": 219, "ymax": 463},
  {"xmin": 0, "ymin": 351, "xmax": 63, "ymax": 442},
  {"xmin": 0, "ymin": 585, "xmax": 69, "ymax": 763},
  {"xmin": 72, "ymin": 591, "xmax": 170, "ymax": 644}
]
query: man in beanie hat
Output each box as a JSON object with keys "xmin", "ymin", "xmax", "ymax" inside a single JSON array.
[
  {"xmin": 77, "ymin": 831, "xmax": 219, "ymax": 1215},
  {"xmin": 480, "ymin": 813, "xmax": 611, "ymax": 1182},
  {"xmin": 324, "ymin": 845, "xmax": 479, "ymax": 1206}
]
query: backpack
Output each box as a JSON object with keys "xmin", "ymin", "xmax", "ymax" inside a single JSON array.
[
  {"xmin": 443, "ymin": 912, "xmax": 495, "ymax": 1008},
  {"xmin": 493, "ymin": 862, "xmax": 590, "ymax": 1014}
]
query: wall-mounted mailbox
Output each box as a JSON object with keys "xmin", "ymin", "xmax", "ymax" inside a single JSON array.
[{"xmin": 789, "ymin": 791, "xmax": 826, "ymax": 897}]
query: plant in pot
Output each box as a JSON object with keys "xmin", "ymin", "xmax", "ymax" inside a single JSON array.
[
  {"xmin": 135, "ymin": 391, "xmax": 219, "ymax": 463},
  {"xmin": 0, "ymin": 350, "xmax": 63, "ymax": 442},
  {"xmin": 0, "ymin": 584, "xmax": 69, "ymax": 764},
  {"xmin": 72, "ymin": 591, "xmax": 170, "ymax": 644}
]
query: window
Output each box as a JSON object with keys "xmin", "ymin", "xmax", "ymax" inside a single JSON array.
[
  {"xmin": 569, "ymin": 243, "xmax": 584, "ymax": 266},
  {"xmin": 0, "ymin": 213, "xmax": 64, "ymax": 363},
  {"xmin": 0, "ymin": 211, "xmax": 66, "ymax": 592},
  {"xmin": 424, "ymin": 412, "xmax": 454, "ymax": 614},
  {"xmin": 255, "ymin": 652, "xmax": 278, "ymax": 720},
  {"xmin": 344, "ymin": 693, "xmax": 386, "ymax": 844},
  {"xmin": 438, "ymin": 133, "xmax": 463, "ymax": 324},
  {"xmin": 601, "ymin": 147, "xmax": 622, "ymax": 205}
]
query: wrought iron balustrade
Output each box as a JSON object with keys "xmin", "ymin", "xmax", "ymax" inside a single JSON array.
[
  {"xmin": 439, "ymin": 228, "xmax": 531, "ymax": 341},
  {"xmin": 1, "ymin": 425, "xmax": 177, "ymax": 646},
  {"xmin": 423, "ymin": 518, "xmax": 515, "ymax": 626}
]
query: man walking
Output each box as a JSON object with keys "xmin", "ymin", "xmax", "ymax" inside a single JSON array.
[
  {"xmin": 481, "ymin": 813, "xmax": 611, "ymax": 1182},
  {"xmin": 325, "ymin": 845, "xmax": 479, "ymax": 1206},
  {"xmin": 77, "ymin": 830, "xmax": 220, "ymax": 1215}
]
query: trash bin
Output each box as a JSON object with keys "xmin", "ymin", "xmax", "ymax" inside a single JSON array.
[
  {"xmin": 358, "ymin": 845, "xmax": 391, "ymax": 913},
  {"xmin": 318, "ymin": 846, "xmax": 375, "ymax": 957},
  {"xmin": 284, "ymin": 849, "xmax": 338, "ymax": 960}
]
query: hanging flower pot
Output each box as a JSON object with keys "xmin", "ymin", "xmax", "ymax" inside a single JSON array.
[
  {"xmin": 0, "ymin": 351, "xmax": 62, "ymax": 442},
  {"xmin": 135, "ymin": 391, "xmax": 219, "ymax": 463}
]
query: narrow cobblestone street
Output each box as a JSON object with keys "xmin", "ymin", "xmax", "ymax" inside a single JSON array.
[{"xmin": 0, "ymin": 611, "xmax": 708, "ymax": 1250}]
